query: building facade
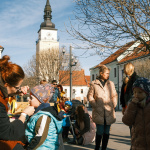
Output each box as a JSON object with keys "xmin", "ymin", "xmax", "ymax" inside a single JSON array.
[{"xmin": 59, "ymin": 69, "xmax": 90, "ymax": 105}]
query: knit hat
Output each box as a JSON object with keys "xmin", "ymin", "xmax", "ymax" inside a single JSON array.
[
  {"xmin": 132, "ymin": 77, "xmax": 150, "ymax": 95},
  {"xmin": 30, "ymin": 83, "xmax": 54, "ymax": 103}
]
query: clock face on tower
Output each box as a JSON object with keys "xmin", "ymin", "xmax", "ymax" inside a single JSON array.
[
  {"xmin": 41, "ymin": 30, "xmax": 56, "ymax": 40},
  {"xmin": 47, "ymin": 32, "xmax": 51, "ymax": 37}
]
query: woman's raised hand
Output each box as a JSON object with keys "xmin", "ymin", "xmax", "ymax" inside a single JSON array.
[{"xmin": 19, "ymin": 85, "xmax": 29, "ymax": 96}]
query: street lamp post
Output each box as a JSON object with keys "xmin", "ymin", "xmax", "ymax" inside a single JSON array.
[
  {"xmin": 69, "ymin": 45, "xmax": 72, "ymax": 101},
  {"xmin": 62, "ymin": 45, "xmax": 77, "ymax": 101}
]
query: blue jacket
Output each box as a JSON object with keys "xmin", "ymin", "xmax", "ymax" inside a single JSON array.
[
  {"xmin": 59, "ymin": 110, "xmax": 71, "ymax": 127},
  {"xmin": 25, "ymin": 104, "xmax": 63, "ymax": 150}
]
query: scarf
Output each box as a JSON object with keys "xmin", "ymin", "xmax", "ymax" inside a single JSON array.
[{"xmin": 0, "ymin": 90, "xmax": 8, "ymax": 112}]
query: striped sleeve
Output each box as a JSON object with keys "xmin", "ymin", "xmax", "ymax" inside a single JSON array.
[{"xmin": 26, "ymin": 115, "xmax": 51, "ymax": 150}]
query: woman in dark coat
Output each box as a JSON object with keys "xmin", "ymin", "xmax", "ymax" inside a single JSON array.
[
  {"xmin": 0, "ymin": 55, "xmax": 35, "ymax": 150},
  {"xmin": 120, "ymin": 63, "xmax": 139, "ymax": 114},
  {"xmin": 120, "ymin": 62, "xmax": 139, "ymax": 150}
]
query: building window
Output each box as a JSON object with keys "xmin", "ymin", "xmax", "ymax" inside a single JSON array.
[
  {"xmin": 73, "ymin": 89, "xmax": 75, "ymax": 93},
  {"xmin": 92, "ymin": 74, "xmax": 94, "ymax": 81},
  {"xmin": 114, "ymin": 68, "xmax": 117, "ymax": 77},
  {"xmin": 81, "ymin": 89, "xmax": 83, "ymax": 94},
  {"xmin": 65, "ymin": 89, "xmax": 67, "ymax": 94}
]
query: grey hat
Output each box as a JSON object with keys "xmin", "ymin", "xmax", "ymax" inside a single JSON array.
[{"xmin": 31, "ymin": 83, "xmax": 54, "ymax": 103}]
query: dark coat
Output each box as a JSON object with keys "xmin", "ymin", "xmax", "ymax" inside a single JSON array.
[
  {"xmin": 75, "ymin": 113, "xmax": 90, "ymax": 136},
  {"xmin": 0, "ymin": 75, "xmax": 25, "ymax": 150},
  {"xmin": 120, "ymin": 72, "xmax": 139, "ymax": 107},
  {"xmin": 75, "ymin": 113, "xmax": 96, "ymax": 145}
]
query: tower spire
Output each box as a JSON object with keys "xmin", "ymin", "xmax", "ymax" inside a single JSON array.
[
  {"xmin": 40, "ymin": 0, "xmax": 55, "ymax": 29},
  {"xmin": 44, "ymin": 0, "xmax": 52, "ymax": 20}
]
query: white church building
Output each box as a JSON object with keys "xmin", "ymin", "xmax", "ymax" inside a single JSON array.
[{"xmin": 36, "ymin": 0, "xmax": 59, "ymax": 81}]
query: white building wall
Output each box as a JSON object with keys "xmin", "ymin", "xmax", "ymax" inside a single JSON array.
[
  {"xmin": 62, "ymin": 85, "xmax": 89, "ymax": 101},
  {"xmin": 90, "ymin": 68, "xmax": 99, "ymax": 82}
]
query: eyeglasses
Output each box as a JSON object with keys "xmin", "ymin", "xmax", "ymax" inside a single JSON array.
[
  {"xmin": 53, "ymin": 84, "xmax": 57, "ymax": 85},
  {"xmin": 13, "ymin": 86, "xmax": 20, "ymax": 90},
  {"xmin": 13, "ymin": 86, "xmax": 21, "ymax": 92}
]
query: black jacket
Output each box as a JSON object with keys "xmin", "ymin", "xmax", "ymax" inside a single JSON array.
[
  {"xmin": 120, "ymin": 72, "xmax": 139, "ymax": 107},
  {"xmin": 0, "ymin": 102, "xmax": 26, "ymax": 150},
  {"xmin": 75, "ymin": 113, "xmax": 90, "ymax": 136},
  {"xmin": 0, "ymin": 75, "xmax": 25, "ymax": 150}
]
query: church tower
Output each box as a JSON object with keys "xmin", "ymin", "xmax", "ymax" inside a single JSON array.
[
  {"xmin": 36, "ymin": 0, "xmax": 59, "ymax": 52},
  {"xmin": 36, "ymin": 0, "xmax": 59, "ymax": 82}
]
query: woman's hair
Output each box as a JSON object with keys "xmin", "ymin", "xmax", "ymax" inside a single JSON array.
[
  {"xmin": 124, "ymin": 63, "xmax": 135, "ymax": 84},
  {"xmin": 99, "ymin": 65, "xmax": 110, "ymax": 78},
  {"xmin": 76, "ymin": 105, "xmax": 85, "ymax": 122},
  {"xmin": 57, "ymin": 84, "xmax": 63, "ymax": 92},
  {"xmin": 0, "ymin": 55, "xmax": 25, "ymax": 86}
]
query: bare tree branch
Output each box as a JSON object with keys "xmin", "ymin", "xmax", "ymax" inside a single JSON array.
[
  {"xmin": 68, "ymin": 0, "xmax": 150, "ymax": 54},
  {"xmin": 22, "ymin": 48, "xmax": 82, "ymax": 87}
]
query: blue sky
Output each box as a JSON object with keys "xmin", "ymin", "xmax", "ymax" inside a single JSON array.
[{"xmin": 0, "ymin": 0, "xmax": 102, "ymax": 75}]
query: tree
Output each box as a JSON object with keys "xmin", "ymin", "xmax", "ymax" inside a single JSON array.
[
  {"xmin": 22, "ymin": 48, "xmax": 81, "ymax": 88},
  {"xmin": 36, "ymin": 48, "xmax": 59, "ymax": 83},
  {"xmin": 132, "ymin": 56, "xmax": 150, "ymax": 79},
  {"xmin": 68, "ymin": 0, "xmax": 150, "ymax": 54},
  {"xmin": 22, "ymin": 55, "xmax": 38, "ymax": 89}
]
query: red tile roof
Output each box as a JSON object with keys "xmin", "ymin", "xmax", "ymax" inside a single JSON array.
[
  {"xmin": 59, "ymin": 69, "xmax": 89, "ymax": 86},
  {"xmin": 85, "ymin": 75, "xmax": 90, "ymax": 87},
  {"xmin": 119, "ymin": 42, "xmax": 150, "ymax": 63},
  {"xmin": 94, "ymin": 41, "xmax": 135, "ymax": 68}
]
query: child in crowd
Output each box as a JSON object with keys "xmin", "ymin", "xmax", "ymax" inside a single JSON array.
[
  {"xmin": 122, "ymin": 77, "xmax": 150, "ymax": 150},
  {"xmin": 57, "ymin": 84, "xmax": 65, "ymax": 99},
  {"xmin": 25, "ymin": 84, "xmax": 63, "ymax": 150},
  {"xmin": 59, "ymin": 101, "xmax": 72, "ymax": 142},
  {"xmin": 57, "ymin": 96, "xmax": 68, "ymax": 112}
]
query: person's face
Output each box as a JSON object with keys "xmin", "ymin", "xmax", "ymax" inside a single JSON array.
[
  {"xmin": 65, "ymin": 105, "xmax": 71, "ymax": 111},
  {"xmin": 29, "ymin": 95, "xmax": 41, "ymax": 108},
  {"xmin": 5, "ymin": 79, "xmax": 23, "ymax": 95},
  {"xmin": 133, "ymin": 88, "xmax": 147, "ymax": 101},
  {"xmin": 52, "ymin": 82, "xmax": 57, "ymax": 88},
  {"xmin": 57, "ymin": 87, "xmax": 61, "ymax": 92},
  {"xmin": 100, "ymin": 70, "xmax": 110, "ymax": 80}
]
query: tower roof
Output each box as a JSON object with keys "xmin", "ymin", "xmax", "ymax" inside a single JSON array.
[{"xmin": 40, "ymin": 0, "xmax": 55, "ymax": 30}]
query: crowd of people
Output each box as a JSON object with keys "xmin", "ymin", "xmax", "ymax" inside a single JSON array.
[{"xmin": 0, "ymin": 55, "xmax": 149, "ymax": 150}]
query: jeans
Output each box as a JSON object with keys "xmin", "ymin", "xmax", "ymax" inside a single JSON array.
[{"xmin": 96, "ymin": 121, "xmax": 111, "ymax": 135}]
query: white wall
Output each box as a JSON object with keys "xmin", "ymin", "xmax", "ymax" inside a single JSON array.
[
  {"xmin": 63, "ymin": 85, "xmax": 89, "ymax": 101},
  {"xmin": 90, "ymin": 68, "xmax": 99, "ymax": 82}
]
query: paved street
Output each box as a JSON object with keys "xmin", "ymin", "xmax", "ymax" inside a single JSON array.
[{"xmin": 64, "ymin": 110, "xmax": 131, "ymax": 150}]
